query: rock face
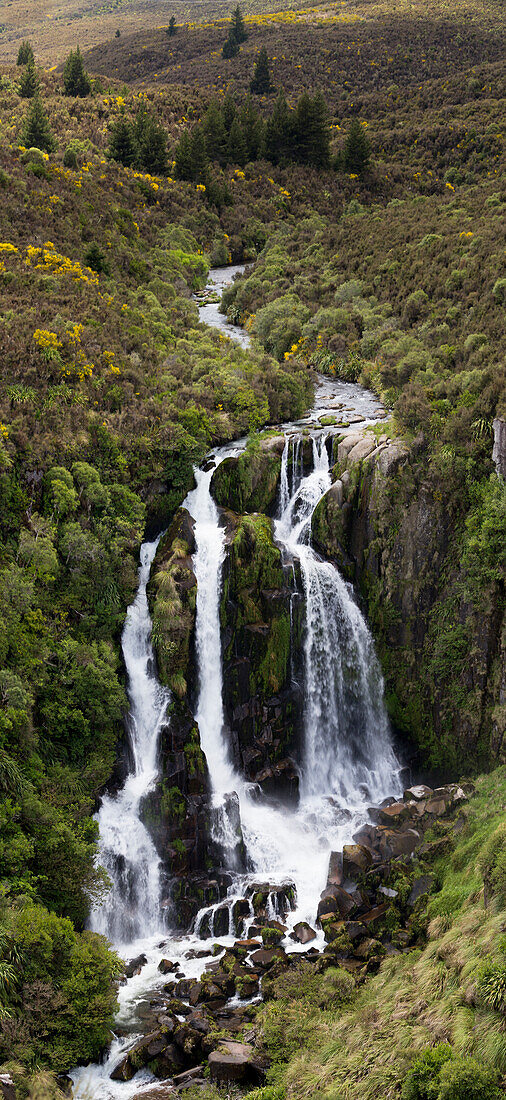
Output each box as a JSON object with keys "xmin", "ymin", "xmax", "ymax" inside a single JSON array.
[
  {"xmin": 492, "ymin": 417, "xmax": 506, "ymax": 479},
  {"xmin": 221, "ymin": 512, "xmax": 302, "ymax": 796},
  {"xmin": 312, "ymin": 429, "xmax": 506, "ymax": 770}
]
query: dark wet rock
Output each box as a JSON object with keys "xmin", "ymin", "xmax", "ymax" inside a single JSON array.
[
  {"xmin": 166, "ymin": 998, "xmax": 192, "ymax": 1016},
  {"xmin": 327, "ymin": 850, "xmax": 344, "ymax": 886},
  {"xmin": 250, "ymin": 947, "xmax": 287, "ymax": 969},
  {"xmin": 208, "ymin": 1040, "xmax": 264, "ymax": 1085},
  {"xmin": 158, "ymin": 958, "xmax": 177, "ymax": 974},
  {"xmin": 125, "ymin": 952, "xmax": 148, "ymax": 978},
  {"xmin": 408, "ymin": 874, "xmax": 435, "ymax": 908},
  {"xmin": 318, "ymin": 884, "xmax": 357, "ymax": 921},
  {"xmin": 342, "ymin": 843, "xmax": 374, "ymax": 877},
  {"xmin": 291, "ymin": 921, "xmax": 317, "ymax": 944},
  {"xmin": 213, "ymin": 904, "xmax": 231, "ymax": 938}
]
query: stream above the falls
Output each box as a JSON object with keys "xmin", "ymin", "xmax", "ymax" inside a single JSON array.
[{"xmin": 71, "ymin": 267, "xmax": 400, "ymax": 1099}]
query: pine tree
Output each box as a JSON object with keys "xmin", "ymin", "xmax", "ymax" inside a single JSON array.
[
  {"xmin": 222, "ymin": 92, "xmax": 237, "ymax": 131},
  {"xmin": 18, "ymin": 60, "xmax": 39, "ymax": 99},
  {"xmin": 107, "ymin": 116, "xmax": 136, "ymax": 167},
  {"xmin": 293, "ymin": 90, "xmax": 330, "ymax": 168},
  {"xmin": 231, "ymin": 5, "xmax": 247, "ymax": 42},
  {"xmin": 134, "ymin": 110, "xmax": 168, "ymax": 174},
  {"xmin": 17, "ymin": 41, "xmax": 34, "ymax": 65},
  {"xmin": 202, "ymin": 100, "xmax": 228, "ymax": 165},
  {"xmin": 228, "ymin": 115, "xmax": 247, "ymax": 166},
  {"xmin": 342, "ymin": 118, "xmax": 371, "ymax": 173},
  {"xmin": 250, "ymin": 47, "xmax": 271, "ymax": 95},
  {"xmin": 239, "ymin": 96, "xmax": 265, "ymax": 161},
  {"xmin": 21, "ymin": 96, "xmax": 56, "ymax": 153},
  {"xmin": 63, "ymin": 47, "xmax": 91, "ymax": 97},
  {"xmin": 168, "ymin": 16, "xmax": 177, "ymax": 35},
  {"xmin": 175, "ymin": 125, "xmax": 208, "ymax": 183},
  {"xmin": 222, "ymin": 31, "xmax": 239, "ymax": 59},
  {"xmin": 264, "ymin": 91, "xmax": 293, "ymax": 164}
]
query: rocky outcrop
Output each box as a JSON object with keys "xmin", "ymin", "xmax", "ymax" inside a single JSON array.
[
  {"xmin": 312, "ymin": 426, "xmax": 506, "ymax": 771},
  {"xmin": 212, "ymin": 437, "xmax": 285, "ymax": 515},
  {"xmin": 221, "ymin": 512, "xmax": 302, "ymax": 797}
]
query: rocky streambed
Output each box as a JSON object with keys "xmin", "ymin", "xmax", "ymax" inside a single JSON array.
[{"xmin": 105, "ymin": 779, "xmax": 472, "ymax": 1094}]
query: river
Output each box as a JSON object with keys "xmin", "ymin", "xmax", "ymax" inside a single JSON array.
[{"xmin": 71, "ymin": 266, "xmax": 400, "ymax": 1099}]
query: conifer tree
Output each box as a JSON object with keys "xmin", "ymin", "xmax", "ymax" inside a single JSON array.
[
  {"xmin": 21, "ymin": 95, "xmax": 56, "ymax": 153},
  {"xmin": 239, "ymin": 96, "xmax": 265, "ymax": 161},
  {"xmin": 202, "ymin": 100, "xmax": 228, "ymax": 165},
  {"xmin": 228, "ymin": 115, "xmax": 247, "ymax": 166},
  {"xmin": 107, "ymin": 115, "xmax": 136, "ymax": 167},
  {"xmin": 168, "ymin": 16, "xmax": 177, "ymax": 35},
  {"xmin": 264, "ymin": 91, "xmax": 293, "ymax": 164},
  {"xmin": 250, "ymin": 47, "xmax": 271, "ymax": 95},
  {"xmin": 342, "ymin": 117, "xmax": 371, "ymax": 173},
  {"xmin": 63, "ymin": 47, "xmax": 91, "ymax": 97},
  {"xmin": 175, "ymin": 125, "xmax": 209, "ymax": 183},
  {"xmin": 17, "ymin": 41, "xmax": 34, "ymax": 65},
  {"xmin": 18, "ymin": 60, "xmax": 39, "ymax": 99},
  {"xmin": 222, "ymin": 30, "xmax": 239, "ymax": 58},
  {"xmin": 293, "ymin": 90, "xmax": 330, "ymax": 168},
  {"xmin": 133, "ymin": 109, "xmax": 168, "ymax": 173},
  {"xmin": 231, "ymin": 5, "xmax": 247, "ymax": 42},
  {"xmin": 222, "ymin": 91, "xmax": 237, "ymax": 131}
]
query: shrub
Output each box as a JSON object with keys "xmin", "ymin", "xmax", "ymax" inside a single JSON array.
[
  {"xmin": 17, "ymin": 41, "xmax": 34, "ymax": 65},
  {"xmin": 401, "ymin": 1043, "xmax": 453, "ymax": 1100},
  {"xmin": 437, "ymin": 1057, "xmax": 502, "ymax": 1100}
]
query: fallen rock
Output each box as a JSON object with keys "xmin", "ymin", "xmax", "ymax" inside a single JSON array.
[
  {"xmin": 342, "ymin": 843, "xmax": 373, "ymax": 877},
  {"xmin": 408, "ymin": 874, "xmax": 435, "ymax": 908},
  {"xmin": 327, "ymin": 850, "xmax": 344, "ymax": 885},
  {"xmin": 209, "ymin": 1040, "xmax": 262, "ymax": 1085},
  {"xmin": 125, "ymin": 952, "xmax": 148, "ymax": 978},
  {"xmin": 291, "ymin": 921, "xmax": 317, "ymax": 944},
  {"xmin": 404, "ymin": 784, "xmax": 433, "ymax": 801},
  {"xmin": 317, "ymin": 884, "xmax": 357, "ymax": 920},
  {"xmin": 250, "ymin": 947, "xmax": 286, "ymax": 969},
  {"xmin": 158, "ymin": 958, "xmax": 177, "ymax": 974}
]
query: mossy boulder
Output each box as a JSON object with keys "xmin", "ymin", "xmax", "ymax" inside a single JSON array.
[{"xmin": 212, "ymin": 437, "xmax": 284, "ymax": 515}]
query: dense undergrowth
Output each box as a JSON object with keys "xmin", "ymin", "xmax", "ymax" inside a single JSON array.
[{"xmin": 0, "ymin": 0, "xmax": 504, "ymax": 1087}]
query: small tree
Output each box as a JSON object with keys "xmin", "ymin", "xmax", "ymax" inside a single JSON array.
[
  {"xmin": 342, "ymin": 118, "xmax": 371, "ymax": 173},
  {"xmin": 168, "ymin": 15, "xmax": 177, "ymax": 35},
  {"xmin": 231, "ymin": 5, "xmax": 247, "ymax": 42},
  {"xmin": 18, "ymin": 60, "xmax": 39, "ymax": 99},
  {"xmin": 21, "ymin": 96, "xmax": 56, "ymax": 153},
  {"xmin": 134, "ymin": 109, "xmax": 168, "ymax": 174},
  {"xmin": 63, "ymin": 47, "xmax": 91, "ymax": 97},
  {"xmin": 17, "ymin": 41, "xmax": 34, "ymax": 65},
  {"xmin": 222, "ymin": 30, "xmax": 239, "ymax": 58},
  {"xmin": 250, "ymin": 47, "xmax": 271, "ymax": 94},
  {"xmin": 107, "ymin": 115, "xmax": 136, "ymax": 167}
]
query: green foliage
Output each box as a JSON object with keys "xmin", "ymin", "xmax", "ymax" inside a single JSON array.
[
  {"xmin": 0, "ymin": 904, "xmax": 121, "ymax": 1071},
  {"xmin": 18, "ymin": 62, "xmax": 39, "ymax": 100},
  {"xmin": 437, "ymin": 1057, "xmax": 502, "ymax": 1099},
  {"xmin": 401, "ymin": 1044, "xmax": 453, "ymax": 1100},
  {"xmin": 251, "ymin": 47, "xmax": 272, "ymax": 95},
  {"xmin": 63, "ymin": 47, "xmax": 91, "ymax": 97},
  {"xmin": 17, "ymin": 42, "xmax": 34, "ymax": 65},
  {"xmin": 107, "ymin": 108, "xmax": 167, "ymax": 172},
  {"xmin": 21, "ymin": 96, "xmax": 56, "ymax": 154},
  {"xmin": 342, "ymin": 118, "xmax": 371, "ymax": 173}
]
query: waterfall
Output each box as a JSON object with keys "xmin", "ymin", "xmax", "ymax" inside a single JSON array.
[
  {"xmin": 276, "ymin": 435, "xmax": 398, "ymax": 805},
  {"xmin": 90, "ymin": 538, "xmax": 169, "ymax": 946}
]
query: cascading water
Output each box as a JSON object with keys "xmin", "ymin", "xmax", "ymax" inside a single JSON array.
[
  {"xmin": 90, "ymin": 537, "xmax": 169, "ymax": 946},
  {"xmin": 185, "ymin": 430, "xmax": 401, "ymax": 936},
  {"xmin": 71, "ymin": 268, "xmax": 401, "ymax": 1098}
]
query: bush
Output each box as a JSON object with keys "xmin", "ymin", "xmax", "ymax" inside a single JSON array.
[
  {"xmin": 437, "ymin": 1057, "xmax": 502, "ymax": 1100},
  {"xmin": 401, "ymin": 1044, "xmax": 453, "ymax": 1100}
]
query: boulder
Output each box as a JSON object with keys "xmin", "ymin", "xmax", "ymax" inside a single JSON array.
[
  {"xmin": 378, "ymin": 827, "xmax": 421, "ymax": 859},
  {"xmin": 208, "ymin": 1040, "xmax": 262, "ymax": 1084},
  {"xmin": 125, "ymin": 952, "xmax": 148, "ymax": 978},
  {"xmin": 291, "ymin": 921, "xmax": 317, "ymax": 944},
  {"xmin": 317, "ymin": 884, "xmax": 357, "ymax": 920},
  {"xmin": 0, "ymin": 1076, "xmax": 16, "ymax": 1100},
  {"xmin": 157, "ymin": 958, "xmax": 176, "ymax": 974},
  {"xmin": 374, "ymin": 802, "xmax": 412, "ymax": 826},
  {"xmin": 337, "ymin": 434, "xmax": 363, "ymax": 462},
  {"xmin": 342, "ymin": 843, "xmax": 373, "ymax": 877},
  {"xmin": 327, "ymin": 850, "xmax": 344, "ymax": 885},
  {"xmin": 250, "ymin": 947, "xmax": 286, "ymax": 969},
  {"xmin": 346, "ymin": 436, "xmax": 377, "ymax": 465},
  {"xmin": 403, "ymin": 784, "xmax": 433, "ymax": 801},
  {"xmin": 407, "ymin": 874, "xmax": 435, "ymax": 908}
]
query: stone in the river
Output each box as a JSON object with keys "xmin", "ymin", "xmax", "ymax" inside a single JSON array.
[
  {"xmin": 317, "ymin": 884, "xmax": 357, "ymax": 920},
  {"xmin": 250, "ymin": 947, "xmax": 286, "ymax": 969},
  {"xmin": 158, "ymin": 958, "xmax": 177, "ymax": 974},
  {"xmin": 404, "ymin": 784, "xmax": 433, "ymax": 801},
  {"xmin": 291, "ymin": 921, "xmax": 317, "ymax": 944},
  {"xmin": 213, "ymin": 904, "xmax": 230, "ymax": 937},
  {"xmin": 342, "ymin": 843, "xmax": 373, "ymax": 877},
  {"xmin": 124, "ymin": 952, "xmax": 147, "ymax": 978},
  {"xmin": 327, "ymin": 850, "xmax": 344, "ymax": 886}
]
